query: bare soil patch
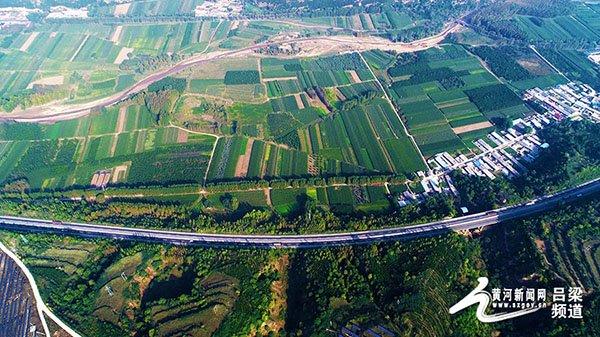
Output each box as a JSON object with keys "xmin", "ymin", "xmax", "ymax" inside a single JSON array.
[
  {"xmin": 534, "ymin": 238, "xmax": 546, "ymax": 252},
  {"xmin": 27, "ymin": 75, "xmax": 64, "ymax": 89},
  {"xmin": 112, "ymin": 165, "xmax": 128, "ymax": 183},
  {"xmin": 306, "ymin": 95, "xmax": 327, "ymax": 111},
  {"xmin": 114, "ymin": 47, "xmax": 133, "ymax": 65},
  {"xmin": 292, "ymin": 23, "xmax": 460, "ymax": 57},
  {"xmin": 115, "ymin": 105, "xmax": 127, "ymax": 134},
  {"xmin": 234, "ymin": 138, "xmax": 254, "ymax": 177},
  {"xmin": 347, "ymin": 70, "xmax": 361, "ymax": 83},
  {"xmin": 20, "ymin": 32, "xmax": 38, "ymax": 52},
  {"xmin": 333, "ymin": 87, "xmax": 346, "ymax": 101},
  {"xmin": 113, "ymin": 3, "xmax": 130, "ymax": 16},
  {"xmin": 264, "ymin": 188, "xmax": 271, "ymax": 205},
  {"xmin": 176, "ymin": 129, "xmax": 188, "ymax": 143},
  {"xmin": 453, "ymin": 121, "xmax": 493, "ymax": 134},
  {"xmin": 516, "ymin": 58, "xmax": 553, "ymax": 76},
  {"xmin": 111, "ymin": 25, "xmax": 123, "ymax": 43},
  {"xmin": 293, "ymin": 93, "xmax": 305, "ymax": 109}
]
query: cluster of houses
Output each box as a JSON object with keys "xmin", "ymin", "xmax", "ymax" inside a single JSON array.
[
  {"xmin": 0, "ymin": 7, "xmax": 39, "ymax": 30},
  {"xmin": 524, "ymin": 82, "xmax": 600, "ymax": 123},
  {"xmin": 45, "ymin": 6, "xmax": 89, "ymax": 20},
  {"xmin": 0, "ymin": 6, "xmax": 88, "ymax": 30},
  {"xmin": 194, "ymin": 0, "xmax": 242, "ymax": 18},
  {"xmin": 395, "ymin": 82, "xmax": 599, "ymax": 209}
]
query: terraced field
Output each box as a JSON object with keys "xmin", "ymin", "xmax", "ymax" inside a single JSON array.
[
  {"xmin": 537, "ymin": 220, "xmax": 600, "ymax": 290},
  {"xmin": 1, "ymin": 231, "xmax": 280, "ymax": 337}
]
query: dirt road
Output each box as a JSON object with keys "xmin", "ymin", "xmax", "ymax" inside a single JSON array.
[{"xmin": 1, "ymin": 23, "xmax": 460, "ymax": 123}]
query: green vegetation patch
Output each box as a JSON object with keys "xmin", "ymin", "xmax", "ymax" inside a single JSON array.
[
  {"xmin": 464, "ymin": 84, "xmax": 524, "ymax": 113},
  {"xmin": 224, "ymin": 70, "xmax": 260, "ymax": 85},
  {"xmin": 271, "ymin": 187, "xmax": 306, "ymax": 215}
]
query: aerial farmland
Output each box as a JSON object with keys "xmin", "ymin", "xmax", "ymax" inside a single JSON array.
[
  {"xmin": 0, "ymin": 1, "xmax": 595, "ymax": 214},
  {"xmin": 2, "ymin": 1, "xmax": 600, "ymax": 337}
]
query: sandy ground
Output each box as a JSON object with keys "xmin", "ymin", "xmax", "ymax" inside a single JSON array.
[
  {"xmin": 452, "ymin": 121, "xmax": 493, "ymax": 134},
  {"xmin": 111, "ymin": 25, "xmax": 123, "ymax": 43},
  {"xmin": 114, "ymin": 3, "xmax": 130, "ymax": 16},
  {"xmin": 294, "ymin": 93, "xmax": 304, "ymax": 109},
  {"xmin": 234, "ymin": 138, "xmax": 254, "ymax": 177},
  {"xmin": 291, "ymin": 24, "xmax": 460, "ymax": 57},
  {"xmin": 347, "ymin": 70, "xmax": 361, "ymax": 83},
  {"xmin": 69, "ymin": 35, "xmax": 89, "ymax": 62},
  {"xmin": 26, "ymin": 75, "xmax": 64, "ymax": 89},
  {"xmin": 114, "ymin": 47, "xmax": 134, "ymax": 65},
  {"xmin": 19, "ymin": 32, "xmax": 38, "ymax": 52}
]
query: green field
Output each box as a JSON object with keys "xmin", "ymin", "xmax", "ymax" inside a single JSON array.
[
  {"xmin": 0, "ymin": 102, "xmax": 215, "ymax": 189},
  {"xmin": 514, "ymin": 9, "xmax": 599, "ymax": 44},
  {"xmin": 300, "ymin": 9, "xmax": 415, "ymax": 32},
  {"xmin": 537, "ymin": 48, "xmax": 600, "ymax": 89},
  {"xmin": 271, "ymin": 187, "xmax": 307, "ymax": 215},
  {"xmin": 387, "ymin": 44, "xmax": 530, "ymax": 156},
  {"xmin": 206, "ymin": 137, "xmax": 310, "ymax": 182},
  {"xmin": 305, "ymin": 98, "xmax": 426, "ymax": 175}
]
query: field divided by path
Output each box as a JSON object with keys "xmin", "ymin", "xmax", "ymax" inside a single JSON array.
[{"xmin": 385, "ymin": 44, "xmax": 530, "ymax": 156}]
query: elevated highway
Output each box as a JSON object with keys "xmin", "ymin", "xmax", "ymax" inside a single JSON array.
[{"xmin": 1, "ymin": 178, "xmax": 599, "ymax": 248}]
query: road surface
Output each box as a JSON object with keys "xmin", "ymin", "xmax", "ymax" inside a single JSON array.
[
  {"xmin": 1, "ymin": 178, "xmax": 599, "ymax": 249},
  {"xmin": 0, "ymin": 242, "xmax": 82, "ymax": 337}
]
